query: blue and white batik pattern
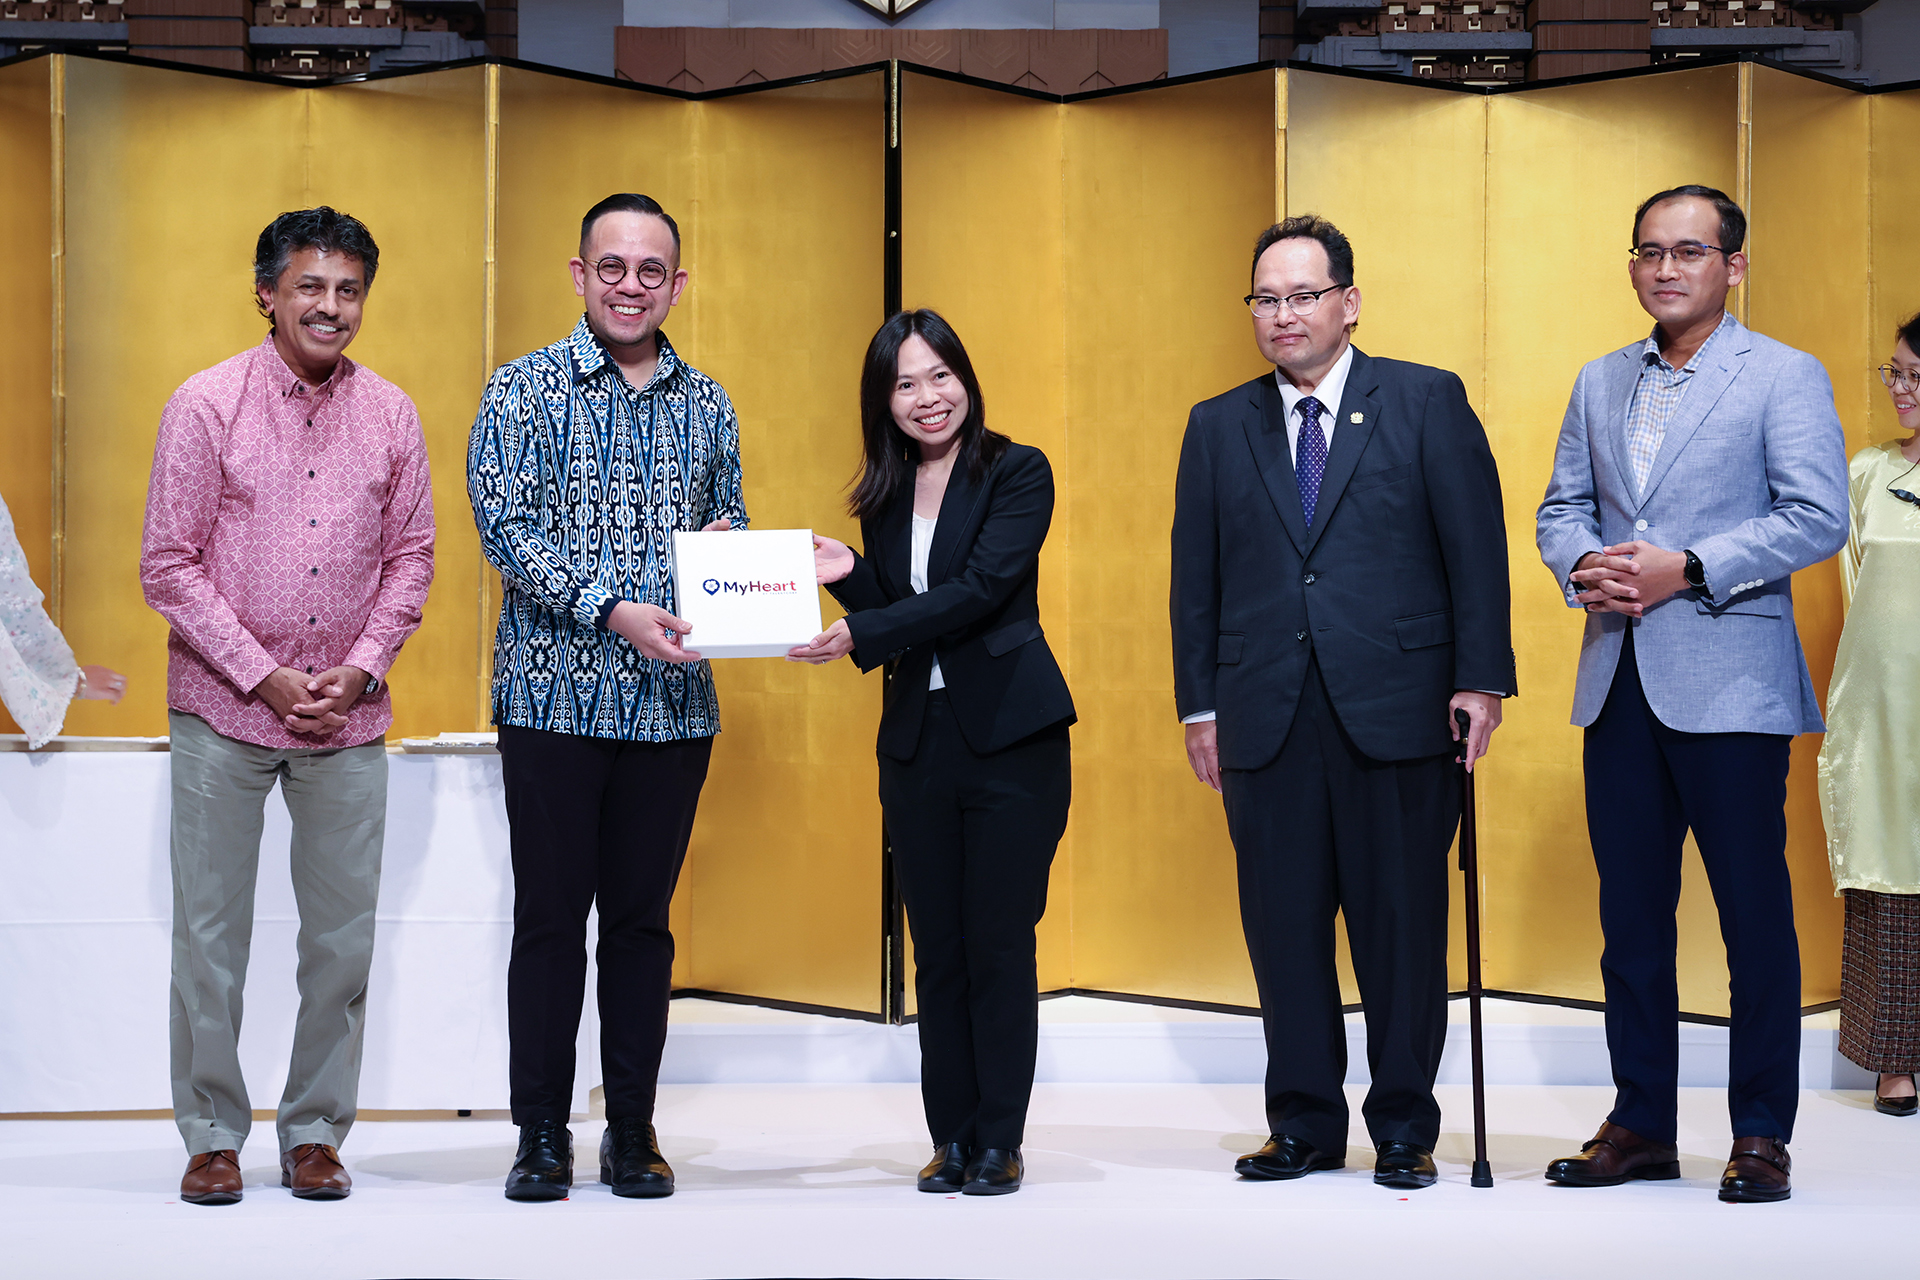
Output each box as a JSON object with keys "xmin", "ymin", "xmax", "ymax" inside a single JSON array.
[{"xmin": 468, "ymin": 319, "xmax": 748, "ymax": 741}]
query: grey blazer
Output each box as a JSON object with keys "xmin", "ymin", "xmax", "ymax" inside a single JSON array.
[{"xmin": 1535, "ymin": 314, "xmax": 1847, "ymax": 735}]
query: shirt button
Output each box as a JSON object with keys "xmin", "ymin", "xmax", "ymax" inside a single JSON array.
[
  {"xmin": 1304, "ymin": 573, "xmax": 1316, "ymax": 584},
  {"xmin": 305, "ymin": 419, "xmax": 313, "ymax": 428},
  {"xmin": 1634, "ymin": 519, "xmax": 1648, "ymax": 532},
  {"xmin": 308, "ymin": 616, "xmax": 317, "ymax": 625},
  {"xmin": 306, "ymin": 666, "xmax": 314, "ymax": 675},
  {"xmin": 307, "ymin": 470, "xmax": 315, "ymax": 478},
  {"xmin": 310, "ymin": 567, "xmax": 319, "ymax": 575},
  {"xmin": 309, "ymin": 518, "xmax": 317, "ymax": 527}
]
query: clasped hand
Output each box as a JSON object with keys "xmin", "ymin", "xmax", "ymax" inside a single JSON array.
[
  {"xmin": 1570, "ymin": 540, "xmax": 1690, "ymax": 616},
  {"xmin": 255, "ymin": 665, "xmax": 371, "ymax": 735}
]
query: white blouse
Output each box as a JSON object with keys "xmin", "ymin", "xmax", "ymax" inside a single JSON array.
[
  {"xmin": 909, "ymin": 513, "xmax": 946, "ymax": 692},
  {"xmin": 0, "ymin": 488, "xmax": 78, "ymax": 748}
]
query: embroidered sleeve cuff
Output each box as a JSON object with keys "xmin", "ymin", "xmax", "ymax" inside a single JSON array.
[{"xmin": 576, "ymin": 584, "xmax": 617, "ymax": 630}]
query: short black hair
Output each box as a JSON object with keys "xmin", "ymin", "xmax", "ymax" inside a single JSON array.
[
  {"xmin": 1632, "ymin": 185, "xmax": 1747, "ymax": 253},
  {"xmin": 253, "ymin": 206, "xmax": 378, "ymax": 308},
  {"xmin": 1898, "ymin": 311, "xmax": 1920, "ymax": 355},
  {"xmin": 1251, "ymin": 215, "xmax": 1354, "ymax": 290},
  {"xmin": 580, "ymin": 193, "xmax": 681, "ymax": 260}
]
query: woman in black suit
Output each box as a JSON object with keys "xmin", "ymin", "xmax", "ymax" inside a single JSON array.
[{"xmin": 789, "ymin": 309, "xmax": 1074, "ymax": 1196}]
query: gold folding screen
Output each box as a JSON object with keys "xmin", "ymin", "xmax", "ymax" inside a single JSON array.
[{"xmin": 6, "ymin": 51, "xmax": 1909, "ymax": 1017}]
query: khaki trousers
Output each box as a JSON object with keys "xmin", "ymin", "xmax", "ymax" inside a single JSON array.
[{"xmin": 167, "ymin": 711, "xmax": 386, "ymax": 1156}]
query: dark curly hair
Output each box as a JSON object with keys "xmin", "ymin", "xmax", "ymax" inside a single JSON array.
[{"xmin": 252, "ymin": 206, "xmax": 380, "ymax": 324}]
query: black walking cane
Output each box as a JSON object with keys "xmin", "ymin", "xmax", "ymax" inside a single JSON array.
[{"xmin": 1455, "ymin": 708, "xmax": 1494, "ymax": 1189}]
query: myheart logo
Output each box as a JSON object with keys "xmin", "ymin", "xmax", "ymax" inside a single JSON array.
[{"xmin": 702, "ymin": 579, "xmax": 721, "ymax": 596}]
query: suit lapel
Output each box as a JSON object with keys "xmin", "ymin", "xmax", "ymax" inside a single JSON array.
[
  {"xmin": 928, "ymin": 458, "xmax": 984, "ymax": 586},
  {"xmin": 1604, "ymin": 346, "xmax": 1641, "ymax": 495},
  {"xmin": 1635, "ymin": 318, "xmax": 1751, "ymax": 509},
  {"xmin": 879, "ymin": 479, "xmax": 914, "ymax": 596},
  {"xmin": 1243, "ymin": 376, "xmax": 1308, "ymax": 556},
  {"xmin": 1304, "ymin": 347, "xmax": 1379, "ymax": 556}
]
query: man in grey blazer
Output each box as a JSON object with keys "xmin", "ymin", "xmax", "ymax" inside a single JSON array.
[{"xmin": 1535, "ymin": 186, "xmax": 1847, "ymax": 1204}]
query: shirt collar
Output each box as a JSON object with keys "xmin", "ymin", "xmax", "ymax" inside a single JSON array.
[
  {"xmin": 1275, "ymin": 341, "xmax": 1355, "ymax": 422},
  {"xmin": 1641, "ymin": 309, "xmax": 1735, "ymax": 374},
  {"xmin": 259, "ymin": 332, "xmax": 351, "ymax": 399},
  {"xmin": 567, "ymin": 314, "xmax": 681, "ymax": 393}
]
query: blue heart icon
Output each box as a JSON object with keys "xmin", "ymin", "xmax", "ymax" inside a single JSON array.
[{"xmin": 702, "ymin": 579, "xmax": 721, "ymax": 596}]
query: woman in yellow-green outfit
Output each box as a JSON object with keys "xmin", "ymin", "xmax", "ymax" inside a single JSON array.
[{"xmin": 1818, "ymin": 312, "xmax": 1920, "ymax": 1118}]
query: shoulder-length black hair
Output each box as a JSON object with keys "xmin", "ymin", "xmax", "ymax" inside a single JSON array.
[{"xmin": 848, "ymin": 309, "xmax": 1010, "ymax": 522}]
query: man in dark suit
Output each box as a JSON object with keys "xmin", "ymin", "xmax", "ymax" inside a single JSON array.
[{"xmin": 1170, "ymin": 215, "xmax": 1515, "ymax": 1190}]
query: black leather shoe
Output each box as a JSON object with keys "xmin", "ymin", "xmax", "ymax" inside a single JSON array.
[
  {"xmin": 917, "ymin": 1142, "xmax": 974, "ymax": 1192},
  {"xmin": 1373, "ymin": 1141, "xmax": 1438, "ymax": 1189},
  {"xmin": 1234, "ymin": 1134, "xmax": 1344, "ymax": 1181},
  {"xmin": 1874, "ymin": 1079, "xmax": 1918, "ymax": 1117},
  {"xmin": 599, "ymin": 1117, "xmax": 674, "ymax": 1198},
  {"xmin": 1718, "ymin": 1136, "xmax": 1791, "ymax": 1204},
  {"xmin": 961, "ymin": 1147, "xmax": 1023, "ymax": 1195},
  {"xmin": 504, "ymin": 1120, "xmax": 572, "ymax": 1202}
]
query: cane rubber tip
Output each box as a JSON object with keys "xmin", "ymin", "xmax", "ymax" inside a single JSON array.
[{"xmin": 1470, "ymin": 1161, "xmax": 1494, "ymax": 1188}]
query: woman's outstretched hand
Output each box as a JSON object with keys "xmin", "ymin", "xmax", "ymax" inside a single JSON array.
[
  {"xmin": 812, "ymin": 534, "xmax": 855, "ymax": 585},
  {"xmin": 787, "ymin": 618, "xmax": 854, "ymax": 664}
]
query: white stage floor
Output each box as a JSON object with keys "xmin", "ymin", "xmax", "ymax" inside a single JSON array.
[{"xmin": 3, "ymin": 1081, "xmax": 1911, "ymax": 1280}]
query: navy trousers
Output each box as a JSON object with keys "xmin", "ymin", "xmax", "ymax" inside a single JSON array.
[{"xmin": 1584, "ymin": 628, "xmax": 1800, "ymax": 1143}]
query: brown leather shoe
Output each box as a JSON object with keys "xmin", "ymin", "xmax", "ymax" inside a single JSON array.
[
  {"xmin": 181, "ymin": 1150, "xmax": 244, "ymax": 1205},
  {"xmin": 1718, "ymin": 1136, "xmax": 1790, "ymax": 1203},
  {"xmin": 1543, "ymin": 1121, "xmax": 1681, "ymax": 1186},
  {"xmin": 280, "ymin": 1143, "xmax": 352, "ymax": 1200}
]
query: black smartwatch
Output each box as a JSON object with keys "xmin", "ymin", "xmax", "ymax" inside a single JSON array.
[{"xmin": 1682, "ymin": 549, "xmax": 1707, "ymax": 592}]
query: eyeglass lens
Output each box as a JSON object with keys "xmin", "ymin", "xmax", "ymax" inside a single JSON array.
[
  {"xmin": 1632, "ymin": 245, "xmax": 1718, "ymax": 266},
  {"xmin": 1880, "ymin": 365, "xmax": 1920, "ymax": 392},
  {"xmin": 1248, "ymin": 292, "xmax": 1327, "ymax": 319},
  {"xmin": 596, "ymin": 257, "xmax": 669, "ymax": 288}
]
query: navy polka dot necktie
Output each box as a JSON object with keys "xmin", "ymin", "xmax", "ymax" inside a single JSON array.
[{"xmin": 1296, "ymin": 395, "xmax": 1328, "ymax": 530}]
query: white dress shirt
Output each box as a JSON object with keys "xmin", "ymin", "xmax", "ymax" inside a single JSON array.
[
  {"xmin": 910, "ymin": 512, "xmax": 946, "ymax": 691},
  {"xmin": 1183, "ymin": 344, "xmax": 1355, "ymax": 726}
]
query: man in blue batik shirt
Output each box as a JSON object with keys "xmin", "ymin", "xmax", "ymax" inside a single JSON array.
[{"xmin": 468, "ymin": 193, "xmax": 746, "ymax": 1203}]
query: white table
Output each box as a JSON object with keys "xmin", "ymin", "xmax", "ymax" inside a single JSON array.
[{"xmin": 0, "ymin": 739, "xmax": 602, "ymax": 1113}]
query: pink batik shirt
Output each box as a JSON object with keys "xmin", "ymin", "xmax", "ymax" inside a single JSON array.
[{"xmin": 140, "ymin": 335, "xmax": 436, "ymax": 750}]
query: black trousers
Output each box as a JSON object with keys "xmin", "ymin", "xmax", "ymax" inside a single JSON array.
[
  {"xmin": 497, "ymin": 725, "xmax": 713, "ymax": 1126},
  {"xmin": 878, "ymin": 691, "xmax": 1071, "ymax": 1149},
  {"xmin": 1221, "ymin": 656, "xmax": 1458, "ymax": 1154},
  {"xmin": 1584, "ymin": 628, "xmax": 1799, "ymax": 1143}
]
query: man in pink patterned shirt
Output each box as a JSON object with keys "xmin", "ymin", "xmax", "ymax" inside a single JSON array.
[{"xmin": 140, "ymin": 207, "xmax": 434, "ymax": 1206}]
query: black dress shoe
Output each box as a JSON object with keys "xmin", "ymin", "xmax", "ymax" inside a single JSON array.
[
  {"xmin": 600, "ymin": 1117, "xmax": 674, "ymax": 1198},
  {"xmin": 504, "ymin": 1120, "xmax": 573, "ymax": 1202},
  {"xmin": 961, "ymin": 1147, "xmax": 1023, "ymax": 1195},
  {"xmin": 1874, "ymin": 1092, "xmax": 1918, "ymax": 1117},
  {"xmin": 917, "ymin": 1143, "xmax": 974, "ymax": 1192},
  {"xmin": 1234, "ymin": 1134, "xmax": 1344, "ymax": 1181},
  {"xmin": 1373, "ymin": 1141, "xmax": 1438, "ymax": 1189}
]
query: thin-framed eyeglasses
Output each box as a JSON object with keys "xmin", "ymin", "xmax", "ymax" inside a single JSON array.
[
  {"xmin": 1630, "ymin": 243, "xmax": 1727, "ymax": 268},
  {"xmin": 1879, "ymin": 364, "xmax": 1920, "ymax": 393},
  {"xmin": 593, "ymin": 256, "xmax": 671, "ymax": 289},
  {"xmin": 1244, "ymin": 285, "xmax": 1344, "ymax": 319}
]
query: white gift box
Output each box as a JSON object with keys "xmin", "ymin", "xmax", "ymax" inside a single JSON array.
[{"xmin": 669, "ymin": 528, "xmax": 824, "ymax": 659}]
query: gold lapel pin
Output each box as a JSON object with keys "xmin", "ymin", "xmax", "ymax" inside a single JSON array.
[{"xmin": 1349, "ymin": 411, "xmax": 1364, "ymax": 424}]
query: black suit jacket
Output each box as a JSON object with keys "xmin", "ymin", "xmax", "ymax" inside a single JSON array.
[
  {"xmin": 828, "ymin": 441, "xmax": 1075, "ymax": 761},
  {"xmin": 1170, "ymin": 347, "xmax": 1515, "ymax": 769}
]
